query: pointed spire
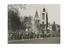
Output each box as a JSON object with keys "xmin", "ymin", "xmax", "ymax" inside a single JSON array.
[{"xmin": 35, "ymin": 10, "xmax": 39, "ymax": 18}]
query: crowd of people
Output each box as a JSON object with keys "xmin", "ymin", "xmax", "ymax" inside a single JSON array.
[{"xmin": 8, "ymin": 23, "xmax": 60, "ymax": 40}]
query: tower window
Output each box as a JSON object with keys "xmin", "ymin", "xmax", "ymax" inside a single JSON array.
[{"xmin": 42, "ymin": 13, "xmax": 45, "ymax": 19}]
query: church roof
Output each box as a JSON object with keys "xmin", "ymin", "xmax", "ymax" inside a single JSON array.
[{"xmin": 35, "ymin": 10, "xmax": 39, "ymax": 18}]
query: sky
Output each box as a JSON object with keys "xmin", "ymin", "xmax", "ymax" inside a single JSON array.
[
  {"xmin": 9, "ymin": 4, "xmax": 60, "ymax": 25},
  {"xmin": 19, "ymin": 4, "xmax": 60, "ymax": 25}
]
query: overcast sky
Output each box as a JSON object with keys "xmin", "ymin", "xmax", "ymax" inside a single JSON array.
[
  {"xmin": 19, "ymin": 4, "xmax": 60, "ymax": 25},
  {"xmin": 9, "ymin": 4, "xmax": 60, "ymax": 24}
]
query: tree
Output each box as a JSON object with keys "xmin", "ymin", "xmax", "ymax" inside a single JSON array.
[
  {"xmin": 8, "ymin": 8, "xmax": 21, "ymax": 32},
  {"xmin": 52, "ymin": 21, "xmax": 56, "ymax": 31}
]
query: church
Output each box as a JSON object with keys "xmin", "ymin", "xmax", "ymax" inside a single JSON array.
[{"xmin": 33, "ymin": 8, "xmax": 49, "ymax": 36}]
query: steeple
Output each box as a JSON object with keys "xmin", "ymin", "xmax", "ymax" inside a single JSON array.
[{"xmin": 35, "ymin": 10, "xmax": 39, "ymax": 18}]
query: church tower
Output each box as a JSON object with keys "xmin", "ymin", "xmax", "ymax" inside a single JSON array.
[
  {"xmin": 34, "ymin": 10, "xmax": 40, "ymax": 34},
  {"xmin": 34, "ymin": 10, "xmax": 40, "ymax": 24},
  {"xmin": 40, "ymin": 8, "xmax": 48, "ymax": 36},
  {"xmin": 41, "ymin": 8, "xmax": 48, "ymax": 29},
  {"xmin": 42, "ymin": 8, "xmax": 46, "ymax": 24}
]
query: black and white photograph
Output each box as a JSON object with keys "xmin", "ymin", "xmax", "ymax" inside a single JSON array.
[{"xmin": 8, "ymin": 4, "xmax": 60, "ymax": 44}]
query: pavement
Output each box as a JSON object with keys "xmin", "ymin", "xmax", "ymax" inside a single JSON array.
[{"xmin": 8, "ymin": 37, "xmax": 60, "ymax": 44}]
